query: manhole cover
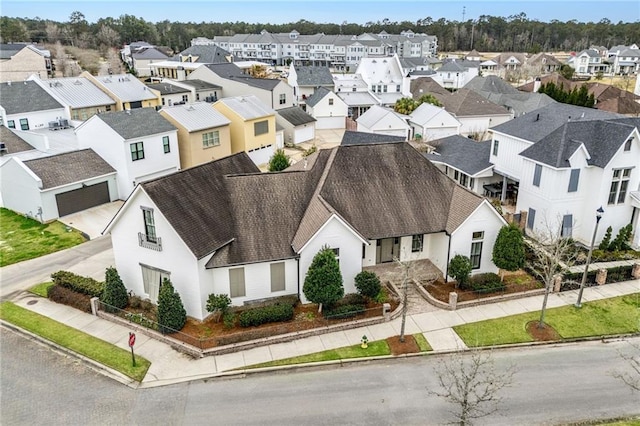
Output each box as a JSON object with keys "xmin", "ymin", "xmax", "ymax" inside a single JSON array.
[{"xmin": 27, "ymin": 300, "xmax": 38, "ymax": 305}]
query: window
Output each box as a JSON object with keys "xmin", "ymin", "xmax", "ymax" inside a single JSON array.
[
  {"xmin": 196, "ymin": 93, "xmax": 200, "ymax": 101},
  {"xmin": 608, "ymin": 168, "xmax": 632, "ymax": 205},
  {"xmin": 492, "ymin": 140, "xmax": 499, "ymax": 156},
  {"xmin": 328, "ymin": 98, "xmax": 334, "ymax": 105},
  {"xmin": 202, "ymin": 130, "xmax": 220, "ymax": 148},
  {"xmin": 527, "ymin": 208, "xmax": 536, "ymax": 230},
  {"xmin": 470, "ymin": 232, "xmax": 484, "ymax": 269},
  {"xmin": 279, "ymin": 93, "xmax": 286, "ymax": 105},
  {"xmin": 533, "ymin": 164, "xmax": 542, "ymax": 187},
  {"xmin": 7, "ymin": 120, "xmax": 15, "ymax": 129},
  {"xmin": 162, "ymin": 136, "xmax": 170, "ymax": 154},
  {"xmin": 254, "ymin": 120, "xmax": 269, "ymax": 136},
  {"xmin": 396, "ymin": 84, "xmax": 401, "ymax": 92},
  {"xmin": 19, "ymin": 118, "xmax": 29, "ymax": 130},
  {"xmin": 624, "ymin": 138, "xmax": 632, "ymax": 151},
  {"xmin": 229, "ymin": 267, "xmax": 246, "ymax": 297},
  {"xmin": 141, "ymin": 207, "xmax": 157, "ymax": 243},
  {"xmin": 140, "ymin": 264, "xmax": 170, "ymax": 303},
  {"xmin": 561, "ymin": 214, "xmax": 573, "ymax": 238},
  {"xmin": 411, "ymin": 234, "xmax": 423, "ymax": 252},
  {"xmin": 130, "ymin": 142, "xmax": 144, "ymax": 161},
  {"xmin": 270, "ymin": 262, "xmax": 285, "ymax": 292},
  {"xmin": 568, "ymin": 169, "xmax": 580, "ymax": 192},
  {"xmin": 182, "ymin": 95, "xmax": 188, "ymax": 102}
]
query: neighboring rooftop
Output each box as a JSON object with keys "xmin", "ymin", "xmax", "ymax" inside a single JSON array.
[
  {"xmin": 425, "ymin": 135, "xmax": 493, "ymax": 175},
  {"xmin": 341, "ymin": 130, "xmax": 406, "ymax": 145},
  {"xmin": 178, "ymin": 45, "xmax": 232, "ymax": 64},
  {"xmin": 37, "ymin": 76, "xmax": 116, "ymax": 109},
  {"xmin": 22, "ymin": 149, "xmax": 115, "ymax": 189},
  {"xmin": 0, "ymin": 80, "xmax": 64, "ymax": 114},
  {"xmin": 215, "ymin": 95, "xmax": 274, "ymax": 120},
  {"xmin": 92, "ymin": 73, "xmax": 158, "ymax": 102},
  {"xmin": 293, "ymin": 66, "xmax": 334, "ymax": 86},
  {"xmin": 92, "ymin": 107, "xmax": 177, "ymax": 139},
  {"xmin": 276, "ymin": 106, "xmax": 317, "ymax": 126},
  {"xmin": 146, "ymin": 81, "xmax": 191, "ymax": 95},
  {"xmin": 160, "ymin": 102, "xmax": 230, "ymax": 131},
  {"xmin": 0, "ymin": 126, "xmax": 35, "ymax": 155},
  {"xmin": 179, "ymin": 79, "xmax": 222, "ymax": 91}
]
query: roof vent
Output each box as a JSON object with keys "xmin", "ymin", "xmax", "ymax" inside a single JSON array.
[{"xmin": 73, "ymin": 79, "xmax": 82, "ymax": 85}]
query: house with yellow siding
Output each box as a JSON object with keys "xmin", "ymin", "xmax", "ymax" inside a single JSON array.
[
  {"xmin": 82, "ymin": 72, "xmax": 160, "ymax": 111},
  {"xmin": 213, "ymin": 95, "xmax": 276, "ymax": 165},
  {"xmin": 160, "ymin": 102, "xmax": 232, "ymax": 169}
]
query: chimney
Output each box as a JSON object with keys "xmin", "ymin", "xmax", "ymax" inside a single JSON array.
[{"xmin": 533, "ymin": 77, "xmax": 541, "ymax": 93}]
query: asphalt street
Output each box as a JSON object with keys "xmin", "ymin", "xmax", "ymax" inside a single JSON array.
[{"xmin": 2, "ymin": 327, "xmax": 638, "ymax": 425}]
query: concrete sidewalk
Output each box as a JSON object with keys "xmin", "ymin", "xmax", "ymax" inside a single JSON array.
[{"xmin": 7, "ymin": 279, "xmax": 639, "ymax": 388}]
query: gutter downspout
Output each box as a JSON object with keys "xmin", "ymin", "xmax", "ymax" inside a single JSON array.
[{"xmin": 444, "ymin": 230, "xmax": 452, "ymax": 283}]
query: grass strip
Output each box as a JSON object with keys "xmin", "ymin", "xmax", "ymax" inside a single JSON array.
[
  {"xmin": 0, "ymin": 302, "xmax": 150, "ymax": 381},
  {"xmin": 413, "ymin": 333, "xmax": 433, "ymax": 352},
  {"xmin": 455, "ymin": 294, "xmax": 640, "ymax": 347},
  {"xmin": 245, "ymin": 340, "xmax": 390, "ymax": 369},
  {"xmin": 28, "ymin": 282, "xmax": 54, "ymax": 298}
]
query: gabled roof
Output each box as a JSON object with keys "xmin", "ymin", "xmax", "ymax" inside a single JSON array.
[
  {"xmin": 520, "ymin": 118, "xmax": 639, "ymax": 169},
  {"xmin": 464, "ymin": 75, "xmax": 519, "ymax": 95},
  {"xmin": 179, "ymin": 79, "xmax": 222, "ymax": 91},
  {"xmin": 341, "ymin": 130, "xmax": 406, "ymax": 145},
  {"xmin": 277, "ymin": 106, "xmax": 316, "ymax": 126},
  {"xmin": 146, "ymin": 82, "xmax": 191, "ymax": 95},
  {"xmin": 410, "ymin": 77, "xmax": 450, "ymax": 98},
  {"xmin": 22, "ymin": 149, "xmax": 115, "ymax": 189},
  {"xmin": 132, "ymin": 47, "xmax": 169, "ymax": 60},
  {"xmin": 491, "ymin": 102, "xmax": 621, "ymax": 142},
  {"xmin": 438, "ymin": 61, "xmax": 467, "ymax": 72},
  {"xmin": 39, "ymin": 77, "xmax": 116, "ymax": 109},
  {"xmin": 596, "ymin": 97, "xmax": 640, "ymax": 115},
  {"xmin": 0, "ymin": 126, "xmax": 35, "ymax": 154},
  {"xmin": 160, "ymin": 102, "xmax": 230, "ymax": 131},
  {"xmin": 293, "ymin": 66, "xmax": 334, "ymax": 86},
  {"xmin": 305, "ymin": 86, "xmax": 331, "ymax": 107},
  {"xmin": 215, "ymin": 95, "xmax": 274, "ymax": 120},
  {"xmin": 0, "ymin": 81, "xmax": 64, "ymax": 114},
  {"xmin": 410, "ymin": 102, "xmax": 457, "ymax": 126},
  {"xmin": 203, "ymin": 63, "xmax": 281, "ymax": 91},
  {"xmin": 425, "ymin": 135, "xmax": 493, "ymax": 176},
  {"xmin": 95, "ymin": 108, "xmax": 176, "ymax": 140},
  {"xmin": 0, "ymin": 43, "xmax": 47, "ymax": 59},
  {"xmin": 357, "ymin": 105, "xmax": 406, "ymax": 129},
  {"xmin": 92, "ymin": 74, "xmax": 158, "ymax": 102},
  {"xmin": 432, "ymin": 88, "xmax": 510, "ymax": 117},
  {"xmin": 336, "ymin": 91, "xmax": 379, "ymax": 106},
  {"xmin": 141, "ymin": 153, "xmax": 260, "ymax": 259},
  {"xmin": 178, "ymin": 45, "xmax": 231, "ymax": 64}
]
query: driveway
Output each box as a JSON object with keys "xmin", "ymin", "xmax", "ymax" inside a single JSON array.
[{"xmin": 58, "ymin": 201, "xmax": 123, "ymax": 240}]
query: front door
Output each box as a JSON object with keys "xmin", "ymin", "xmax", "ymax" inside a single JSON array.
[{"xmin": 377, "ymin": 238, "xmax": 399, "ymax": 264}]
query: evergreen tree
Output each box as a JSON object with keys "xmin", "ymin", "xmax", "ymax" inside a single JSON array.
[
  {"xmin": 101, "ymin": 266, "xmax": 128, "ymax": 311},
  {"xmin": 354, "ymin": 270, "xmax": 382, "ymax": 299},
  {"xmin": 157, "ymin": 278, "xmax": 186, "ymax": 333},
  {"xmin": 268, "ymin": 149, "xmax": 291, "ymax": 172},
  {"xmin": 598, "ymin": 226, "xmax": 612, "ymax": 250},
  {"xmin": 492, "ymin": 224, "xmax": 526, "ymax": 281},
  {"xmin": 303, "ymin": 246, "xmax": 344, "ymax": 312},
  {"xmin": 448, "ymin": 255, "xmax": 473, "ymax": 289}
]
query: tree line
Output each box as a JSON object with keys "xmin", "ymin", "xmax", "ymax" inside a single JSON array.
[{"xmin": 1, "ymin": 12, "xmax": 639, "ymax": 54}]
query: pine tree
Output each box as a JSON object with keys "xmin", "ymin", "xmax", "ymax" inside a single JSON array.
[
  {"xmin": 598, "ymin": 226, "xmax": 612, "ymax": 250},
  {"xmin": 303, "ymin": 246, "xmax": 344, "ymax": 312},
  {"xmin": 101, "ymin": 267, "xmax": 128, "ymax": 312},
  {"xmin": 157, "ymin": 278, "xmax": 186, "ymax": 333},
  {"xmin": 268, "ymin": 149, "xmax": 291, "ymax": 172},
  {"xmin": 492, "ymin": 224, "xmax": 526, "ymax": 281}
]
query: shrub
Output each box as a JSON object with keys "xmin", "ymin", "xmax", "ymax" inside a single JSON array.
[
  {"xmin": 323, "ymin": 304, "xmax": 366, "ymax": 320},
  {"xmin": 157, "ymin": 278, "xmax": 186, "ymax": 333},
  {"xmin": 609, "ymin": 224, "xmax": 633, "ymax": 251},
  {"xmin": 448, "ymin": 255, "xmax": 472, "ymax": 289},
  {"xmin": 101, "ymin": 267, "xmax": 128, "ymax": 311},
  {"xmin": 206, "ymin": 293, "xmax": 232, "ymax": 322},
  {"xmin": 336, "ymin": 293, "xmax": 367, "ymax": 307},
  {"xmin": 238, "ymin": 303, "xmax": 294, "ymax": 327},
  {"xmin": 492, "ymin": 224, "xmax": 525, "ymax": 277},
  {"xmin": 223, "ymin": 312, "xmax": 236, "ymax": 329},
  {"xmin": 125, "ymin": 312, "xmax": 158, "ymax": 331},
  {"xmin": 268, "ymin": 149, "xmax": 291, "ymax": 172},
  {"xmin": 606, "ymin": 265, "xmax": 633, "ymax": 283},
  {"xmin": 47, "ymin": 284, "xmax": 92, "ymax": 312},
  {"xmin": 469, "ymin": 273, "xmax": 506, "ymax": 294},
  {"xmin": 51, "ymin": 270, "xmax": 104, "ymax": 297},
  {"xmin": 303, "ymin": 246, "xmax": 344, "ymax": 310},
  {"xmin": 374, "ymin": 287, "xmax": 389, "ymax": 304},
  {"xmin": 354, "ymin": 271, "xmax": 382, "ymax": 299},
  {"xmin": 599, "ymin": 226, "xmax": 612, "ymax": 250},
  {"xmin": 302, "ymin": 145, "xmax": 317, "ymax": 157}
]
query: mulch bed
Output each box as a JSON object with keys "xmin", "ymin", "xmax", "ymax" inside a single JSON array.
[
  {"xmin": 526, "ymin": 321, "xmax": 562, "ymax": 341},
  {"xmin": 386, "ymin": 335, "xmax": 420, "ymax": 355}
]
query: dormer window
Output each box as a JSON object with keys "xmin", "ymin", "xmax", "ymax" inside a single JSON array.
[{"xmin": 624, "ymin": 138, "xmax": 632, "ymax": 151}]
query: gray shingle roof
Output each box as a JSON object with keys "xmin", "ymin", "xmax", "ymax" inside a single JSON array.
[
  {"xmin": 277, "ymin": 106, "xmax": 316, "ymax": 126},
  {"xmin": 23, "ymin": 149, "xmax": 115, "ymax": 189},
  {"xmin": 341, "ymin": 130, "xmax": 406, "ymax": 145},
  {"xmin": 491, "ymin": 103, "xmax": 622, "ymax": 143},
  {"xmin": 432, "ymin": 88, "xmax": 511, "ymax": 117},
  {"xmin": 425, "ymin": 135, "xmax": 493, "ymax": 176},
  {"xmin": 132, "ymin": 47, "xmax": 169, "ymax": 60},
  {"xmin": 142, "ymin": 153, "xmax": 260, "ymax": 259},
  {"xmin": 293, "ymin": 66, "xmax": 335, "ymax": 86},
  {"xmin": 179, "ymin": 79, "xmax": 222, "ymax": 90},
  {"xmin": 305, "ymin": 86, "xmax": 331, "ymax": 107},
  {"xmin": 0, "ymin": 81, "xmax": 64, "ymax": 114},
  {"xmin": 178, "ymin": 45, "xmax": 231, "ymax": 63},
  {"xmin": 520, "ymin": 118, "xmax": 639, "ymax": 168},
  {"xmin": 438, "ymin": 61, "xmax": 468, "ymax": 72},
  {"xmin": 0, "ymin": 126, "xmax": 35, "ymax": 154},
  {"xmin": 95, "ymin": 107, "xmax": 176, "ymax": 140},
  {"xmin": 464, "ymin": 75, "xmax": 519, "ymax": 95},
  {"xmin": 146, "ymin": 82, "xmax": 190, "ymax": 95}
]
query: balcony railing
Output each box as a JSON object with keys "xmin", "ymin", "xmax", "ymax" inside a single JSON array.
[{"xmin": 138, "ymin": 232, "xmax": 162, "ymax": 251}]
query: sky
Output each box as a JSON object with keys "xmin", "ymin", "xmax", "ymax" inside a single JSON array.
[{"xmin": 1, "ymin": 0, "xmax": 639, "ymax": 24}]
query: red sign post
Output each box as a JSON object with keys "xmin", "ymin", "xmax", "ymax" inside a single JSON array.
[{"xmin": 129, "ymin": 332, "xmax": 136, "ymax": 367}]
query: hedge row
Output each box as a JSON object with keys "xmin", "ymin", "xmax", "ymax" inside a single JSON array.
[
  {"xmin": 51, "ymin": 270, "xmax": 104, "ymax": 298},
  {"xmin": 238, "ymin": 304, "xmax": 294, "ymax": 327},
  {"xmin": 323, "ymin": 304, "xmax": 366, "ymax": 320},
  {"xmin": 562, "ymin": 265, "xmax": 633, "ymax": 291},
  {"xmin": 47, "ymin": 285, "xmax": 92, "ymax": 313},
  {"xmin": 459, "ymin": 273, "xmax": 506, "ymax": 294}
]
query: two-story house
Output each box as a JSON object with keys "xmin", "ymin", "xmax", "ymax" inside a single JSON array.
[
  {"xmin": 0, "ymin": 80, "xmax": 67, "ymax": 131},
  {"xmin": 0, "ymin": 43, "xmax": 52, "ymax": 82},
  {"xmin": 75, "ymin": 108, "xmax": 179, "ymax": 198},
  {"xmin": 287, "ymin": 65, "xmax": 334, "ymax": 108},
  {"xmin": 305, "ymin": 87, "xmax": 349, "ymax": 129},
  {"xmin": 569, "ymin": 49, "xmax": 610, "ymax": 76},
  {"xmin": 83, "ymin": 72, "xmax": 161, "ymax": 111}
]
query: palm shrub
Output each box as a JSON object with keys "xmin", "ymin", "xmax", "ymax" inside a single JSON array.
[
  {"xmin": 303, "ymin": 246, "xmax": 344, "ymax": 312},
  {"xmin": 448, "ymin": 255, "xmax": 473, "ymax": 289},
  {"xmin": 157, "ymin": 278, "xmax": 186, "ymax": 333},
  {"xmin": 354, "ymin": 271, "xmax": 381, "ymax": 299},
  {"xmin": 101, "ymin": 267, "xmax": 128, "ymax": 312}
]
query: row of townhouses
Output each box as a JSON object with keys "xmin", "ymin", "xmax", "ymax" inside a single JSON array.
[{"xmin": 569, "ymin": 44, "xmax": 640, "ymax": 76}]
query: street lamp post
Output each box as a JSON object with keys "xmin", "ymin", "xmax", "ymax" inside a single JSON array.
[{"xmin": 575, "ymin": 206, "xmax": 604, "ymax": 308}]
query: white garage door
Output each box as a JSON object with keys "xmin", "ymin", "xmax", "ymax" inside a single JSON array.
[
  {"xmin": 316, "ymin": 116, "xmax": 345, "ymax": 130},
  {"xmin": 294, "ymin": 125, "xmax": 315, "ymax": 144}
]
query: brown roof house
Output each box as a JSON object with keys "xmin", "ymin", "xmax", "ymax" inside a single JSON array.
[{"xmin": 104, "ymin": 141, "xmax": 506, "ymax": 320}]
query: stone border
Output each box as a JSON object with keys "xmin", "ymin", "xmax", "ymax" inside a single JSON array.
[{"xmin": 97, "ymin": 300, "xmax": 405, "ymax": 358}]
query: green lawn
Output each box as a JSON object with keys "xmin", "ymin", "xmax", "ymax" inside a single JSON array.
[
  {"xmin": 0, "ymin": 208, "xmax": 87, "ymax": 267},
  {"xmin": 413, "ymin": 333, "xmax": 433, "ymax": 352},
  {"xmin": 0, "ymin": 302, "xmax": 150, "ymax": 382},
  {"xmin": 28, "ymin": 282, "xmax": 54, "ymax": 298},
  {"xmin": 455, "ymin": 294, "xmax": 640, "ymax": 347}
]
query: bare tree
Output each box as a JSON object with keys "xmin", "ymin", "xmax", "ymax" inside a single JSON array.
[
  {"xmin": 45, "ymin": 22, "xmax": 62, "ymax": 44},
  {"xmin": 526, "ymin": 219, "xmax": 577, "ymax": 329},
  {"xmin": 54, "ymin": 41, "xmax": 71, "ymax": 77},
  {"xmin": 106, "ymin": 48, "xmax": 124, "ymax": 75},
  {"xmin": 611, "ymin": 340, "xmax": 640, "ymax": 393},
  {"xmin": 97, "ymin": 25, "xmax": 121, "ymax": 50},
  {"xmin": 430, "ymin": 350, "xmax": 517, "ymax": 425}
]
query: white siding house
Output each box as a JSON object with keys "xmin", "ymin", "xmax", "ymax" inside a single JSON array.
[
  {"xmin": 356, "ymin": 105, "xmax": 410, "ymax": 138},
  {"xmin": 305, "ymin": 87, "xmax": 348, "ymax": 130}
]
